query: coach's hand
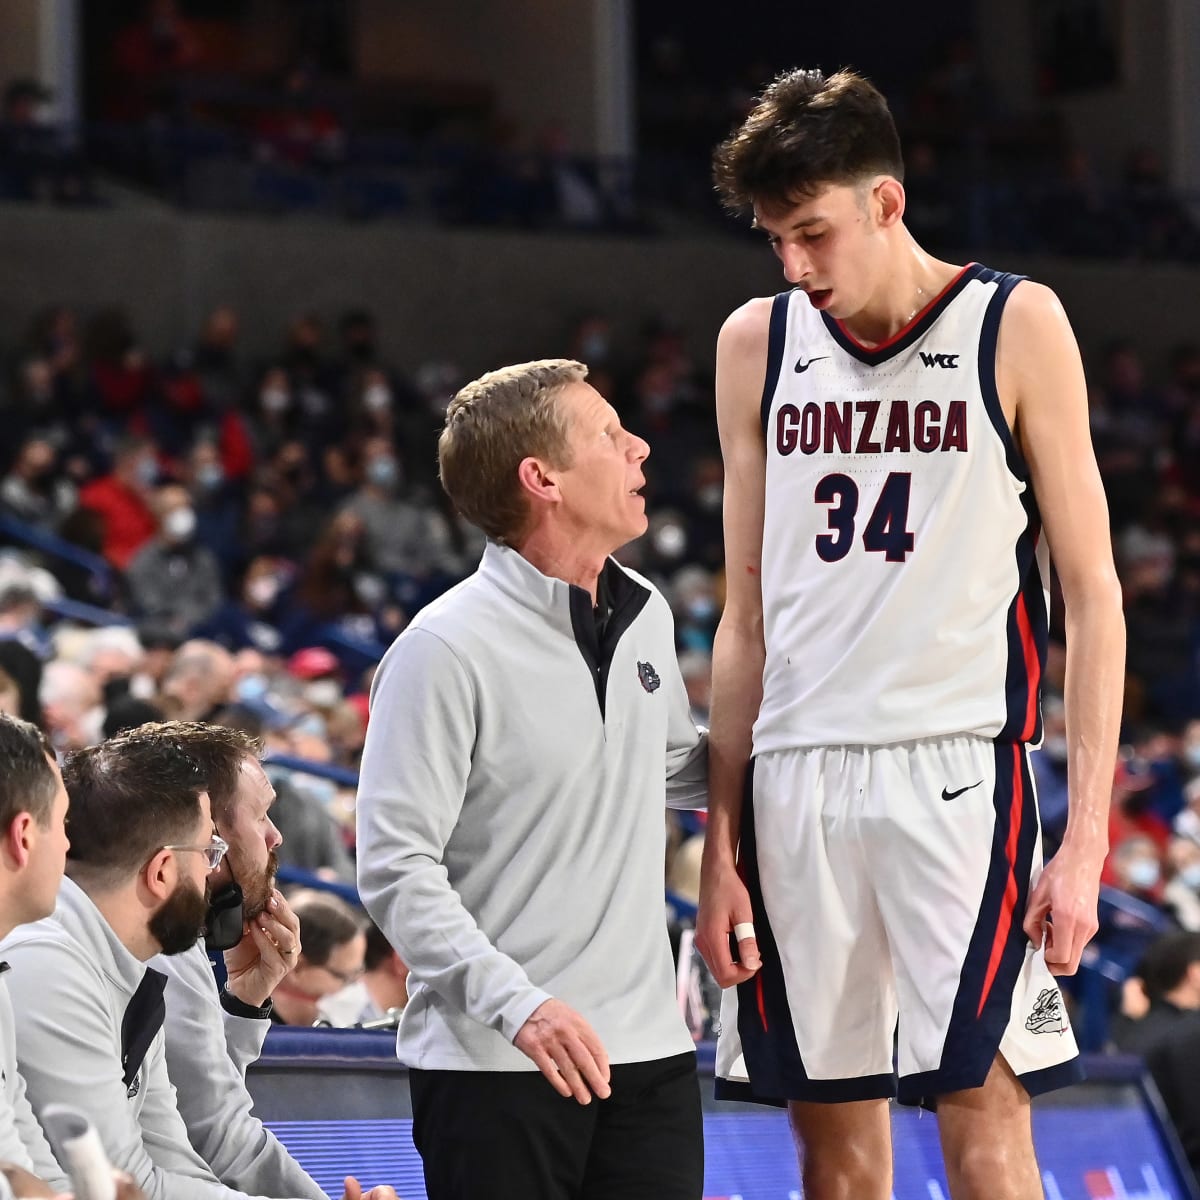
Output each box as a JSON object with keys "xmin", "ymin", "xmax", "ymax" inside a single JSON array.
[
  {"xmin": 514, "ymin": 999, "xmax": 611, "ymax": 1104},
  {"xmin": 1023, "ymin": 842, "xmax": 1103, "ymax": 976},
  {"xmin": 696, "ymin": 861, "xmax": 761, "ymax": 987}
]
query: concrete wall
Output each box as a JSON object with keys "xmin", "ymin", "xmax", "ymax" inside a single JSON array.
[
  {"xmin": 354, "ymin": 0, "xmax": 612, "ymax": 155},
  {"xmin": 0, "ymin": 206, "xmax": 1196, "ymax": 373},
  {"xmin": 976, "ymin": 0, "xmax": 1177, "ymax": 178}
]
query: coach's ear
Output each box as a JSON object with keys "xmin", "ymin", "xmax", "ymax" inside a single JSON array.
[
  {"xmin": 517, "ymin": 455, "xmax": 560, "ymax": 506},
  {"xmin": 875, "ymin": 176, "xmax": 905, "ymax": 229}
]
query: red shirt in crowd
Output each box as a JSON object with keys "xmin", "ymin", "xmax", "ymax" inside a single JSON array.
[{"xmin": 78, "ymin": 476, "xmax": 157, "ymax": 569}]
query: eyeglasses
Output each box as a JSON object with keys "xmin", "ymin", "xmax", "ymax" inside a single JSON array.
[
  {"xmin": 319, "ymin": 962, "xmax": 365, "ymax": 986},
  {"xmin": 161, "ymin": 834, "xmax": 229, "ymax": 872}
]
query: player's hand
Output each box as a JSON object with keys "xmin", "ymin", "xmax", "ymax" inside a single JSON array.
[
  {"xmin": 224, "ymin": 888, "xmax": 302, "ymax": 1008},
  {"xmin": 1023, "ymin": 843, "xmax": 1103, "ymax": 975},
  {"xmin": 341, "ymin": 1178, "xmax": 398, "ymax": 1200},
  {"xmin": 513, "ymin": 999, "xmax": 611, "ymax": 1105},
  {"xmin": 696, "ymin": 860, "xmax": 761, "ymax": 987}
]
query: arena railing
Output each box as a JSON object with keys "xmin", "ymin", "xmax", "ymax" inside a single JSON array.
[{"xmin": 0, "ymin": 512, "xmax": 118, "ymax": 604}]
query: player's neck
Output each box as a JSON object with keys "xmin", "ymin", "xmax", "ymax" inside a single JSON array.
[{"xmin": 841, "ymin": 235, "xmax": 961, "ymax": 349}]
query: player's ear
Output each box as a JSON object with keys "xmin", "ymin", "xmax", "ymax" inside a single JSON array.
[{"xmin": 875, "ymin": 177, "xmax": 905, "ymax": 228}]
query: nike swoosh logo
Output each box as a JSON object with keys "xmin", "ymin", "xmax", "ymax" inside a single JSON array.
[
  {"xmin": 794, "ymin": 355, "xmax": 830, "ymax": 373},
  {"xmin": 942, "ymin": 780, "xmax": 984, "ymax": 801}
]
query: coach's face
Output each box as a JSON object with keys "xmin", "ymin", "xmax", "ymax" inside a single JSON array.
[{"xmin": 552, "ymin": 381, "xmax": 650, "ymax": 552}]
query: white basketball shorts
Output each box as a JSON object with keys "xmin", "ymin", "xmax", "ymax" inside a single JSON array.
[{"xmin": 714, "ymin": 736, "xmax": 1081, "ymax": 1106}]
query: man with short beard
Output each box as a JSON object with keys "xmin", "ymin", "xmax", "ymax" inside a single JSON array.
[
  {"xmin": 0, "ymin": 727, "xmax": 395, "ymax": 1200},
  {"xmin": 151, "ymin": 722, "xmax": 331, "ymax": 1199}
]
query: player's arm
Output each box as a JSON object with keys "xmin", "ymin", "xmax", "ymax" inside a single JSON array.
[
  {"xmin": 696, "ymin": 298, "xmax": 771, "ymax": 987},
  {"xmin": 998, "ymin": 281, "xmax": 1126, "ymax": 976}
]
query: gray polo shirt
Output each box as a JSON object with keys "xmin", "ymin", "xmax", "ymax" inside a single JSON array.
[{"xmin": 357, "ymin": 541, "xmax": 707, "ymax": 1071}]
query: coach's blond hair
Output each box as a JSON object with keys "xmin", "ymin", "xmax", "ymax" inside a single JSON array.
[{"xmin": 438, "ymin": 359, "xmax": 585, "ymax": 545}]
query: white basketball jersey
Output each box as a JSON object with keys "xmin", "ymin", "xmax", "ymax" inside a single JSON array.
[{"xmin": 753, "ymin": 263, "xmax": 1050, "ymax": 752}]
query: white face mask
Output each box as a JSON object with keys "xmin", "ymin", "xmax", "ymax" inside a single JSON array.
[
  {"xmin": 261, "ymin": 386, "xmax": 290, "ymax": 414},
  {"xmin": 1180, "ymin": 862, "xmax": 1200, "ymax": 892},
  {"xmin": 163, "ymin": 507, "xmax": 196, "ymax": 542},
  {"xmin": 304, "ymin": 679, "xmax": 342, "ymax": 709},
  {"xmin": 363, "ymin": 383, "xmax": 392, "ymax": 412},
  {"xmin": 246, "ymin": 576, "xmax": 279, "ymax": 608}
]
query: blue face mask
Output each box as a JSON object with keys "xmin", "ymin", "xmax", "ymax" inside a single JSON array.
[
  {"xmin": 236, "ymin": 674, "xmax": 268, "ymax": 703},
  {"xmin": 367, "ymin": 458, "xmax": 399, "ymax": 489},
  {"xmin": 1127, "ymin": 858, "xmax": 1161, "ymax": 891},
  {"xmin": 134, "ymin": 457, "xmax": 158, "ymax": 488},
  {"xmin": 197, "ymin": 462, "xmax": 224, "ymax": 491}
]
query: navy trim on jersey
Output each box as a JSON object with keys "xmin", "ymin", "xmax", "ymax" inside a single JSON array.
[
  {"xmin": 897, "ymin": 742, "xmax": 1045, "ymax": 1106},
  {"xmin": 976, "ymin": 268, "xmax": 1029, "ymax": 481},
  {"xmin": 819, "ymin": 262, "xmax": 984, "ymax": 366},
  {"xmin": 759, "ymin": 291, "xmax": 792, "ymax": 436},
  {"xmin": 1018, "ymin": 1057, "xmax": 1086, "ymax": 1097},
  {"xmin": 999, "ymin": 491, "xmax": 1048, "ymax": 745},
  {"xmin": 721, "ymin": 762, "xmax": 900, "ymax": 1107}
]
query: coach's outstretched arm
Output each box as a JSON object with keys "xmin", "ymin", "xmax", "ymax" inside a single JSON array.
[
  {"xmin": 1000, "ymin": 282, "xmax": 1126, "ymax": 976},
  {"xmin": 696, "ymin": 298, "xmax": 773, "ymax": 988}
]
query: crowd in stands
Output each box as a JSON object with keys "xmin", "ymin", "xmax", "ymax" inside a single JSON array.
[{"xmin": 0, "ymin": 292, "xmax": 1195, "ymax": 1011}]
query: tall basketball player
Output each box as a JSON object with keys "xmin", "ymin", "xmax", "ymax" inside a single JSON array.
[{"xmin": 695, "ymin": 69, "xmax": 1125, "ymax": 1200}]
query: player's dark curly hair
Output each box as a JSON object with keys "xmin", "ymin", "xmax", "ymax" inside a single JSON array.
[{"xmin": 713, "ymin": 67, "xmax": 904, "ymax": 215}]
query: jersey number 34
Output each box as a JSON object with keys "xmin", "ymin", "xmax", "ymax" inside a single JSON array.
[{"xmin": 815, "ymin": 471, "xmax": 915, "ymax": 563}]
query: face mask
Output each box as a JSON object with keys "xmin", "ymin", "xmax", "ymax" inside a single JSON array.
[
  {"xmin": 696, "ymin": 484, "xmax": 723, "ymax": 512},
  {"xmin": 366, "ymin": 457, "xmax": 399, "ymax": 489},
  {"xmin": 579, "ymin": 333, "xmax": 609, "ymax": 362},
  {"xmin": 261, "ymin": 387, "xmax": 290, "ymax": 414},
  {"xmin": 163, "ymin": 506, "xmax": 196, "ymax": 542},
  {"xmin": 304, "ymin": 679, "xmax": 342, "ymax": 709},
  {"xmin": 1126, "ymin": 858, "xmax": 1161, "ymax": 891},
  {"xmin": 1180, "ymin": 863, "xmax": 1200, "ymax": 891},
  {"xmin": 196, "ymin": 462, "xmax": 224, "ymax": 491},
  {"xmin": 204, "ymin": 882, "xmax": 246, "ymax": 952},
  {"xmin": 129, "ymin": 672, "xmax": 156, "ymax": 701},
  {"xmin": 686, "ymin": 596, "xmax": 717, "ymax": 623},
  {"xmin": 134, "ymin": 457, "xmax": 159, "ymax": 488},
  {"xmin": 652, "ymin": 522, "xmax": 687, "ymax": 559},
  {"xmin": 236, "ymin": 673, "xmax": 269, "ymax": 703},
  {"xmin": 363, "ymin": 383, "xmax": 392, "ymax": 412},
  {"xmin": 1186, "ymin": 746, "xmax": 1200, "ymax": 771},
  {"xmin": 246, "ymin": 576, "xmax": 279, "ymax": 608}
]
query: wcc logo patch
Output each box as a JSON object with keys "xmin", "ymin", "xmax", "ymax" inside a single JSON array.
[
  {"xmin": 1024, "ymin": 988, "xmax": 1068, "ymax": 1035},
  {"xmin": 637, "ymin": 661, "xmax": 661, "ymax": 693}
]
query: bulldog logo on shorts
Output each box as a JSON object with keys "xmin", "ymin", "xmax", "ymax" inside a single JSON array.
[
  {"xmin": 1025, "ymin": 987, "xmax": 1067, "ymax": 1035},
  {"xmin": 637, "ymin": 661, "xmax": 661, "ymax": 693}
]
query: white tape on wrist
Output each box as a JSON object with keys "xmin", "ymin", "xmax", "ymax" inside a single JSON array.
[{"xmin": 733, "ymin": 922, "xmax": 757, "ymax": 942}]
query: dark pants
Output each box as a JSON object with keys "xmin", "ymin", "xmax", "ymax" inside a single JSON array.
[{"xmin": 410, "ymin": 1051, "xmax": 704, "ymax": 1200}]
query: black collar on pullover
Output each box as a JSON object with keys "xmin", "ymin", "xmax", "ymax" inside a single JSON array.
[
  {"xmin": 121, "ymin": 968, "xmax": 167, "ymax": 1090},
  {"xmin": 568, "ymin": 558, "xmax": 649, "ymax": 719}
]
